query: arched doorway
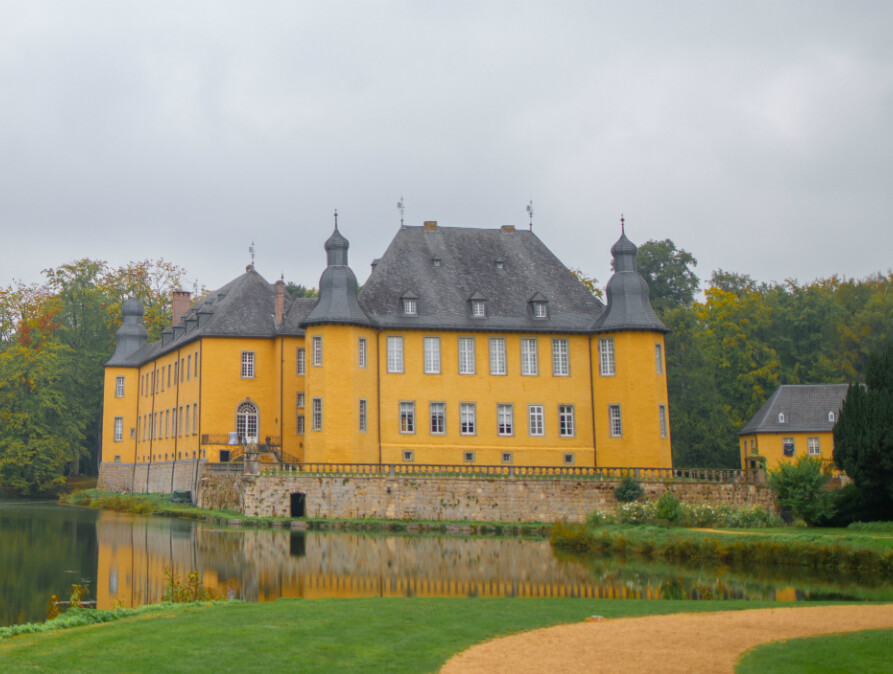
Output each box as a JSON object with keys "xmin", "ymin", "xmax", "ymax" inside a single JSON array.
[{"xmin": 236, "ymin": 401, "xmax": 259, "ymax": 443}]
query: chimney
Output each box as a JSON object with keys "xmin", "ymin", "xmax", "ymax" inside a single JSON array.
[
  {"xmin": 274, "ymin": 279, "xmax": 285, "ymax": 326},
  {"xmin": 423, "ymin": 220, "xmax": 438, "ymax": 231},
  {"xmin": 172, "ymin": 290, "xmax": 191, "ymax": 325},
  {"xmin": 501, "ymin": 225, "xmax": 516, "ymax": 233}
]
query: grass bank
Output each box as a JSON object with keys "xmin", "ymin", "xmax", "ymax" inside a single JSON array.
[
  {"xmin": 552, "ymin": 523, "xmax": 893, "ymax": 578},
  {"xmin": 60, "ymin": 490, "xmax": 552, "ymax": 538},
  {"xmin": 0, "ymin": 597, "xmax": 802, "ymax": 673},
  {"xmin": 736, "ymin": 628, "xmax": 893, "ymax": 673}
]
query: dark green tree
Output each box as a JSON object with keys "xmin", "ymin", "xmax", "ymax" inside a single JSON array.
[
  {"xmin": 285, "ymin": 282, "xmax": 319, "ymax": 299},
  {"xmin": 631, "ymin": 239, "xmax": 699, "ymax": 316}
]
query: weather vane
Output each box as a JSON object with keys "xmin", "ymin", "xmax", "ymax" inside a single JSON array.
[
  {"xmin": 334, "ymin": 209, "xmax": 338, "ymax": 229},
  {"xmin": 397, "ymin": 196, "xmax": 405, "ymax": 228},
  {"xmin": 620, "ymin": 213, "xmax": 625, "ymax": 235},
  {"xmin": 249, "ymin": 241, "xmax": 256, "ymax": 266},
  {"xmin": 526, "ymin": 200, "xmax": 534, "ymax": 231}
]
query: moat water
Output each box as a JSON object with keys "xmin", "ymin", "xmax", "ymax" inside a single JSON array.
[{"xmin": 2, "ymin": 500, "xmax": 891, "ymax": 627}]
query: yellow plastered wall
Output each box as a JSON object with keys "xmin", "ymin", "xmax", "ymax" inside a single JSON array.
[
  {"xmin": 303, "ymin": 325, "xmax": 380, "ymax": 464},
  {"xmin": 592, "ymin": 331, "xmax": 672, "ymax": 468},
  {"xmin": 378, "ymin": 331, "xmax": 595, "ymax": 466},
  {"xmin": 278, "ymin": 336, "xmax": 307, "ymax": 462},
  {"xmin": 102, "ymin": 367, "xmax": 139, "ymax": 463},
  {"xmin": 739, "ymin": 431, "xmax": 834, "ymax": 471}
]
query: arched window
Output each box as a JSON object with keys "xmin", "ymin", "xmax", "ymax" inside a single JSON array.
[
  {"xmin": 828, "ymin": 411, "xmax": 835, "ymax": 422},
  {"xmin": 236, "ymin": 401, "xmax": 259, "ymax": 442},
  {"xmin": 777, "ymin": 412, "xmax": 785, "ymax": 423}
]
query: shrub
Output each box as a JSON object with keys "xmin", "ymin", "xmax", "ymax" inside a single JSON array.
[
  {"xmin": 584, "ymin": 510, "xmax": 616, "ymax": 527},
  {"xmin": 614, "ymin": 476, "xmax": 645, "ymax": 503},
  {"xmin": 656, "ymin": 492, "xmax": 683, "ymax": 523},
  {"xmin": 768, "ymin": 455, "xmax": 837, "ymax": 526}
]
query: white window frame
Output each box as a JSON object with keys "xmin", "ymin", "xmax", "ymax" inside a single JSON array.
[
  {"xmin": 521, "ymin": 338, "xmax": 538, "ymax": 376},
  {"xmin": 429, "ymin": 402, "xmax": 446, "ymax": 435},
  {"xmin": 609, "ymin": 404, "xmax": 622, "ymax": 438},
  {"xmin": 501, "ymin": 451, "xmax": 513, "ymax": 464},
  {"xmin": 403, "ymin": 298, "xmax": 417, "ymax": 315},
  {"xmin": 655, "ymin": 343, "xmax": 664, "ymax": 375},
  {"xmin": 359, "ymin": 399, "xmax": 368, "ymax": 432},
  {"xmin": 783, "ymin": 437, "xmax": 795, "ymax": 456},
  {"xmin": 552, "ymin": 338, "xmax": 569, "ymax": 376},
  {"xmin": 402, "ymin": 450, "xmax": 415, "ymax": 462},
  {"xmin": 192, "ymin": 402, "xmax": 197, "ymax": 435},
  {"xmin": 241, "ymin": 351, "xmax": 255, "ymax": 379},
  {"xmin": 311, "ymin": 398, "xmax": 323, "ymax": 431},
  {"xmin": 558, "ymin": 404, "xmax": 575, "ymax": 438},
  {"xmin": 659, "ymin": 404, "xmax": 668, "ymax": 439},
  {"xmin": 387, "ymin": 336, "xmax": 404, "ymax": 373},
  {"xmin": 297, "ymin": 414, "xmax": 305, "ymax": 435},
  {"xmin": 115, "ymin": 376, "xmax": 125, "ymax": 398},
  {"xmin": 497, "ymin": 403, "xmax": 513, "ymax": 436},
  {"xmin": 297, "ymin": 392, "xmax": 305, "ymax": 408},
  {"xmin": 528, "ymin": 404, "xmax": 545, "ymax": 437},
  {"xmin": 358, "ymin": 338, "xmax": 367, "ymax": 368},
  {"xmin": 458, "ymin": 337, "xmax": 475, "ymax": 375},
  {"xmin": 489, "ymin": 338, "xmax": 507, "ymax": 375},
  {"xmin": 460, "ymin": 402, "xmax": 476, "ymax": 435},
  {"xmin": 533, "ymin": 301, "xmax": 548, "ymax": 318},
  {"xmin": 296, "ymin": 348, "xmax": 306, "ymax": 375},
  {"xmin": 113, "ymin": 416, "xmax": 123, "ymax": 442},
  {"xmin": 399, "ymin": 401, "xmax": 416, "ymax": 434},
  {"xmin": 423, "ymin": 336, "xmax": 441, "ymax": 374},
  {"xmin": 808, "ymin": 436, "xmax": 821, "ymax": 455},
  {"xmin": 312, "ymin": 336, "xmax": 323, "ymax": 367},
  {"xmin": 599, "ymin": 337, "xmax": 615, "ymax": 376},
  {"xmin": 235, "ymin": 401, "xmax": 258, "ymax": 442},
  {"xmin": 471, "ymin": 299, "xmax": 486, "ymax": 317}
]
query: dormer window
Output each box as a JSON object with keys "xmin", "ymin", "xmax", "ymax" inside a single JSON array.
[
  {"xmin": 778, "ymin": 412, "xmax": 786, "ymax": 423},
  {"xmin": 495, "ymin": 259, "xmax": 505, "ymax": 270},
  {"xmin": 828, "ymin": 411, "xmax": 835, "ymax": 422},
  {"xmin": 432, "ymin": 257, "xmax": 441, "ymax": 267},
  {"xmin": 471, "ymin": 300, "xmax": 486, "ymax": 317},
  {"xmin": 533, "ymin": 301, "xmax": 548, "ymax": 319},
  {"xmin": 403, "ymin": 298, "xmax": 417, "ymax": 315}
]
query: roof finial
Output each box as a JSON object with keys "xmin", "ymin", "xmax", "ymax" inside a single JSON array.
[
  {"xmin": 526, "ymin": 200, "xmax": 534, "ymax": 231},
  {"xmin": 397, "ymin": 196, "xmax": 405, "ymax": 228},
  {"xmin": 249, "ymin": 241, "xmax": 256, "ymax": 266},
  {"xmin": 620, "ymin": 213, "xmax": 625, "ymax": 235},
  {"xmin": 334, "ymin": 209, "xmax": 338, "ymax": 230}
]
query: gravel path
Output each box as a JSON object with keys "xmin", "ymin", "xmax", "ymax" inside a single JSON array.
[{"xmin": 440, "ymin": 604, "xmax": 893, "ymax": 673}]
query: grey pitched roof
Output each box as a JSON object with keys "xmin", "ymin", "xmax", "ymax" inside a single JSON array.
[
  {"xmin": 738, "ymin": 384, "xmax": 850, "ymax": 435},
  {"xmin": 594, "ymin": 232, "xmax": 668, "ymax": 334},
  {"xmin": 358, "ymin": 225, "xmax": 605, "ymax": 332}
]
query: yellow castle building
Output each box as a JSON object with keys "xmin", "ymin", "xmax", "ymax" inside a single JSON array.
[{"xmin": 102, "ymin": 219, "xmax": 672, "ymax": 470}]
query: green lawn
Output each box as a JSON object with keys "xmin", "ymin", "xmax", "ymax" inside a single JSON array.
[
  {"xmin": 0, "ymin": 597, "xmax": 796, "ymax": 673},
  {"xmin": 736, "ymin": 628, "xmax": 893, "ymax": 673}
]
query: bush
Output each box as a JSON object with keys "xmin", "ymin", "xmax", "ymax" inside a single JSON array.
[
  {"xmin": 656, "ymin": 492, "xmax": 683, "ymax": 523},
  {"xmin": 768, "ymin": 455, "xmax": 837, "ymax": 526},
  {"xmin": 614, "ymin": 476, "xmax": 645, "ymax": 503}
]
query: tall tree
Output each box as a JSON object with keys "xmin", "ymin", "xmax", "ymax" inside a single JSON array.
[{"xmin": 631, "ymin": 239, "xmax": 699, "ymax": 316}]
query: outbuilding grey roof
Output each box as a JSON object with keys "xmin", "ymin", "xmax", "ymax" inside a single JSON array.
[
  {"xmin": 594, "ymin": 232, "xmax": 668, "ymax": 334},
  {"xmin": 357, "ymin": 225, "xmax": 605, "ymax": 332},
  {"xmin": 738, "ymin": 384, "xmax": 850, "ymax": 435}
]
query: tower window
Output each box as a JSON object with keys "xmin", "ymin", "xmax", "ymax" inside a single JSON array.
[
  {"xmin": 599, "ymin": 338, "xmax": 615, "ymax": 376},
  {"xmin": 115, "ymin": 376, "xmax": 125, "ymax": 398},
  {"xmin": 241, "ymin": 351, "xmax": 255, "ymax": 378},
  {"xmin": 312, "ymin": 336, "xmax": 322, "ymax": 366},
  {"xmin": 609, "ymin": 405, "xmax": 622, "ymax": 438}
]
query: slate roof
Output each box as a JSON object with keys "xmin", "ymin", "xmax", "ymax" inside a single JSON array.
[
  {"xmin": 357, "ymin": 225, "xmax": 605, "ymax": 332},
  {"xmin": 302, "ymin": 226, "xmax": 373, "ymax": 327},
  {"xmin": 738, "ymin": 384, "xmax": 850, "ymax": 435}
]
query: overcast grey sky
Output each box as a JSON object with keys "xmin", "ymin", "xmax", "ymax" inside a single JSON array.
[{"xmin": 1, "ymin": 1, "xmax": 891, "ymax": 295}]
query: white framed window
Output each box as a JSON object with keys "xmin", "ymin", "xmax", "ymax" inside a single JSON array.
[
  {"xmin": 528, "ymin": 404, "xmax": 544, "ymax": 436},
  {"xmin": 297, "ymin": 392, "xmax": 305, "ymax": 408},
  {"xmin": 311, "ymin": 398, "xmax": 323, "ymax": 431},
  {"xmin": 659, "ymin": 404, "xmax": 668, "ymax": 439},
  {"xmin": 471, "ymin": 299, "xmax": 486, "ymax": 317},
  {"xmin": 424, "ymin": 336, "xmax": 441, "ymax": 374},
  {"xmin": 502, "ymin": 451, "xmax": 513, "ymax": 464},
  {"xmin": 458, "ymin": 337, "xmax": 475, "ymax": 374},
  {"xmin": 184, "ymin": 408, "xmax": 189, "ymax": 436},
  {"xmin": 521, "ymin": 338, "xmax": 538, "ymax": 376},
  {"xmin": 655, "ymin": 343, "xmax": 664, "ymax": 375},
  {"xmin": 241, "ymin": 351, "xmax": 255, "ymax": 378},
  {"xmin": 165, "ymin": 409, "xmax": 170, "ymax": 438},
  {"xmin": 236, "ymin": 401, "xmax": 258, "ymax": 441},
  {"xmin": 558, "ymin": 405, "xmax": 575, "ymax": 437},
  {"xmin": 783, "ymin": 437, "xmax": 795, "ymax": 456},
  {"xmin": 400, "ymin": 401, "xmax": 416, "ymax": 434},
  {"xmin": 187, "ymin": 355, "xmax": 192, "ymax": 381},
  {"xmin": 297, "ymin": 415, "xmax": 305, "ymax": 435},
  {"xmin": 403, "ymin": 298, "xmax": 417, "ymax": 315},
  {"xmin": 778, "ymin": 412, "xmax": 786, "ymax": 423},
  {"xmin": 296, "ymin": 348, "xmax": 306, "ymax": 375},
  {"xmin": 179, "ymin": 407, "xmax": 184, "ymax": 436},
  {"xmin": 312, "ymin": 336, "xmax": 323, "ymax": 366},
  {"xmin": 429, "ymin": 402, "xmax": 445, "ymax": 435},
  {"xmin": 552, "ymin": 339, "xmax": 569, "ymax": 376},
  {"xmin": 192, "ymin": 402, "xmax": 197, "ymax": 435},
  {"xmin": 533, "ymin": 301, "xmax": 548, "ymax": 318},
  {"xmin": 402, "ymin": 450, "xmax": 415, "ymax": 462},
  {"xmin": 608, "ymin": 404, "xmax": 622, "ymax": 438},
  {"xmin": 808, "ymin": 437, "xmax": 821, "ymax": 455},
  {"xmin": 359, "ymin": 399, "xmax": 368, "ymax": 432},
  {"xmin": 113, "ymin": 417, "xmax": 123, "ymax": 442},
  {"xmin": 387, "ymin": 336, "xmax": 404, "ymax": 373},
  {"xmin": 194, "ymin": 352, "xmax": 199, "ymax": 377},
  {"xmin": 115, "ymin": 376, "xmax": 125, "ymax": 398},
  {"xmin": 463, "ymin": 451, "xmax": 476, "ymax": 463},
  {"xmin": 828, "ymin": 411, "xmax": 835, "ymax": 422},
  {"xmin": 489, "ymin": 338, "xmax": 507, "ymax": 375},
  {"xmin": 460, "ymin": 403, "xmax": 476, "ymax": 435},
  {"xmin": 599, "ymin": 337, "xmax": 615, "ymax": 376},
  {"xmin": 171, "ymin": 408, "xmax": 177, "ymax": 437},
  {"xmin": 497, "ymin": 404, "xmax": 513, "ymax": 436},
  {"xmin": 358, "ymin": 338, "xmax": 367, "ymax": 368}
]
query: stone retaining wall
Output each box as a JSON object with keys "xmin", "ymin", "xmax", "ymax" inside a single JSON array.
[{"xmin": 98, "ymin": 460, "xmax": 203, "ymax": 495}]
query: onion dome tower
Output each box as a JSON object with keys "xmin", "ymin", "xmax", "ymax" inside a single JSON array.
[{"xmin": 107, "ymin": 297, "xmax": 149, "ymax": 365}]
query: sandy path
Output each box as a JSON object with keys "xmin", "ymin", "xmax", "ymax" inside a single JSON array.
[{"xmin": 440, "ymin": 605, "xmax": 893, "ymax": 673}]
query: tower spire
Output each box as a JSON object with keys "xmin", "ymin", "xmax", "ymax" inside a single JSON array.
[{"xmin": 620, "ymin": 213, "xmax": 625, "ymax": 235}]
